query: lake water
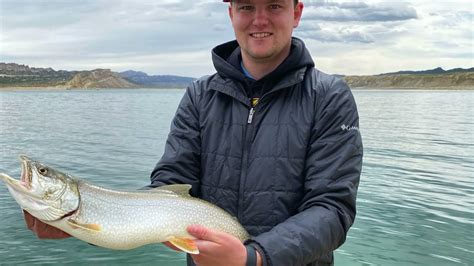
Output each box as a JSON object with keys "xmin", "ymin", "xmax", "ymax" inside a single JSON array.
[{"xmin": 0, "ymin": 89, "xmax": 473, "ymax": 265}]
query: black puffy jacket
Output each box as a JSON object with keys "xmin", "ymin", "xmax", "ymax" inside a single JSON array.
[{"xmin": 149, "ymin": 38, "xmax": 363, "ymax": 266}]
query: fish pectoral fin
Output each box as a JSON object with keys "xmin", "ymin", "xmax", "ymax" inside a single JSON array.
[
  {"xmin": 167, "ymin": 236, "xmax": 199, "ymax": 254},
  {"xmin": 67, "ymin": 219, "xmax": 101, "ymax": 232}
]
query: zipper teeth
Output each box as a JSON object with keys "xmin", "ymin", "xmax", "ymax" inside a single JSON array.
[
  {"xmin": 238, "ymin": 100, "xmax": 257, "ymax": 220},
  {"xmin": 238, "ymin": 111, "xmax": 249, "ymax": 220}
]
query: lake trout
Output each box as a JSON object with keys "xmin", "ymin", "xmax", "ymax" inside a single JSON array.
[{"xmin": 0, "ymin": 155, "xmax": 249, "ymax": 253}]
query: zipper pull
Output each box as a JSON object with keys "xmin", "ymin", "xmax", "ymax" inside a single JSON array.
[{"xmin": 247, "ymin": 108, "xmax": 255, "ymax": 124}]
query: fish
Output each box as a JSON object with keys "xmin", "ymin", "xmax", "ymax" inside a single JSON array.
[{"xmin": 0, "ymin": 155, "xmax": 249, "ymax": 253}]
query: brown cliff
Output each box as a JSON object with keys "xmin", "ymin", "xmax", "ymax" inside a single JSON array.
[{"xmin": 64, "ymin": 69, "xmax": 138, "ymax": 89}]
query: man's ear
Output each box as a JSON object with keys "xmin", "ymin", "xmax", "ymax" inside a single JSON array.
[
  {"xmin": 293, "ymin": 2, "xmax": 304, "ymax": 28},
  {"xmin": 228, "ymin": 4, "xmax": 233, "ymax": 21}
]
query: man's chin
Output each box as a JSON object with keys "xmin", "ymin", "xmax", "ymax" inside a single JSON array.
[{"xmin": 244, "ymin": 48, "xmax": 275, "ymax": 61}]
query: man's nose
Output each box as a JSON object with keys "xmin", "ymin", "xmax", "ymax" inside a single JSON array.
[{"xmin": 252, "ymin": 8, "xmax": 269, "ymax": 27}]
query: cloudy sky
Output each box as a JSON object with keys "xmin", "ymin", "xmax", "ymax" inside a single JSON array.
[{"xmin": 1, "ymin": 0, "xmax": 472, "ymax": 77}]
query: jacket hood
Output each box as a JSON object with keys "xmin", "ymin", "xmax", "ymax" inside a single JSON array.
[{"xmin": 211, "ymin": 37, "xmax": 315, "ymax": 85}]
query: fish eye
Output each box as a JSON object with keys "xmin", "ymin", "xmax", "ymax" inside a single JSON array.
[{"xmin": 38, "ymin": 167, "xmax": 48, "ymax": 175}]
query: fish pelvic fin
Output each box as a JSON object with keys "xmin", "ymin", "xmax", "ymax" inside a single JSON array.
[
  {"xmin": 168, "ymin": 236, "xmax": 199, "ymax": 254},
  {"xmin": 67, "ymin": 219, "xmax": 102, "ymax": 232}
]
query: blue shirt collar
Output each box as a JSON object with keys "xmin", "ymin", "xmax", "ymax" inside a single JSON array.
[{"xmin": 240, "ymin": 61, "xmax": 255, "ymax": 80}]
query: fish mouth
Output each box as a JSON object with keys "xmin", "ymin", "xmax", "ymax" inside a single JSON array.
[
  {"xmin": 0, "ymin": 155, "xmax": 33, "ymax": 191},
  {"xmin": 0, "ymin": 155, "xmax": 40, "ymax": 199},
  {"xmin": 19, "ymin": 155, "xmax": 33, "ymax": 189}
]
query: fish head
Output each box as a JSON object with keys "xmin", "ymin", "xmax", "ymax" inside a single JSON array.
[{"xmin": 0, "ymin": 155, "xmax": 80, "ymax": 222}]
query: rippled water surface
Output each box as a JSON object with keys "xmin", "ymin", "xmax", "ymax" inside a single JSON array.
[{"xmin": 0, "ymin": 89, "xmax": 473, "ymax": 265}]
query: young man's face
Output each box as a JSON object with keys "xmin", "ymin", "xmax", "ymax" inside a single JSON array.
[{"xmin": 228, "ymin": 0, "xmax": 303, "ymax": 65}]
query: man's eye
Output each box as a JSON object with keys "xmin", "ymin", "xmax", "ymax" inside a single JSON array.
[
  {"xmin": 239, "ymin": 5, "xmax": 254, "ymax": 11},
  {"xmin": 269, "ymin": 4, "xmax": 282, "ymax": 10}
]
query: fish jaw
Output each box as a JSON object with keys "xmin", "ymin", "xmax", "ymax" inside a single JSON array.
[
  {"xmin": 0, "ymin": 173, "xmax": 38, "ymax": 199},
  {"xmin": 0, "ymin": 155, "xmax": 37, "ymax": 194},
  {"xmin": 0, "ymin": 173, "xmax": 50, "ymax": 216}
]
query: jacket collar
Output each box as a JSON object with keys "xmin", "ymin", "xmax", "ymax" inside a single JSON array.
[
  {"xmin": 210, "ymin": 38, "xmax": 313, "ymax": 106},
  {"xmin": 210, "ymin": 67, "xmax": 307, "ymax": 107}
]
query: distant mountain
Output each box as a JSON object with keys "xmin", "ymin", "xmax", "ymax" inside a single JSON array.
[
  {"xmin": 0, "ymin": 63, "xmax": 194, "ymax": 89},
  {"xmin": 378, "ymin": 67, "xmax": 474, "ymax": 76},
  {"xmin": 119, "ymin": 70, "xmax": 195, "ymax": 88},
  {"xmin": 344, "ymin": 72, "xmax": 474, "ymax": 89}
]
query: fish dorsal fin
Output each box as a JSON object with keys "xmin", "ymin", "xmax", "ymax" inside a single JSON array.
[{"xmin": 150, "ymin": 184, "xmax": 192, "ymax": 196}]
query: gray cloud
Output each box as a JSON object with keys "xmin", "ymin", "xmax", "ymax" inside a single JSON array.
[
  {"xmin": 0, "ymin": 0, "xmax": 471, "ymax": 76},
  {"xmin": 296, "ymin": 27, "xmax": 375, "ymax": 43},
  {"xmin": 303, "ymin": 1, "xmax": 418, "ymax": 22},
  {"xmin": 1, "ymin": 0, "xmax": 234, "ymax": 56},
  {"xmin": 0, "ymin": 0, "xmax": 105, "ymax": 29},
  {"xmin": 296, "ymin": 1, "xmax": 419, "ymax": 44}
]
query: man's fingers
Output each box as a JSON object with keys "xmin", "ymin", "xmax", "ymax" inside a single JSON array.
[
  {"xmin": 34, "ymin": 220, "xmax": 50, "ymax": 238},
  {"xmin": 187, "ymin": 225, "xmax": 226, "ymax": 243},
  {"xmin": 35, "ymin": 224, "xmax": 71, "ymax": 239},
  {"xmin": 23, "ymin": 210, "xmax": 35, "ymax": 230},
  {"xmin": 23, "ymin": 210, "xmax": 70, "ymax": 239},
  {"xmin": 193, "ymin": 239, "xmax": 221, "ymax": 254}
]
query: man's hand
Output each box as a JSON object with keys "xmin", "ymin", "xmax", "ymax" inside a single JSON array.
[
  {"xmin": 23, "ymin": 210, "xmax": 71, "ymax": 239},
  {"xmin": 187, "ymin": 225, "xmax": 247, "ymax": 266}
]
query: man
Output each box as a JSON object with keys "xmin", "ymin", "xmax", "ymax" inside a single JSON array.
[{"xmin": 25, "ymin": 0, "xmax": 363, "ymax": 265}]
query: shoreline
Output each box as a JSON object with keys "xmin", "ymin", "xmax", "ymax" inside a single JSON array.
[
  {"xmin": 0, "ymin": 86, "xmax": 188, "ymax": 91},
  {"xmin": 350, "ymin": 86, "xmax": 474, "ymax": 90},
  {"xmin": 1, "ymin": 86, "xmax": 473, "ymax": 91}
]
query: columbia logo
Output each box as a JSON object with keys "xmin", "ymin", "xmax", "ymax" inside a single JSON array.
[{"xmin": 341, "ymin": 124, "xmax": 359, "ymax": 132}]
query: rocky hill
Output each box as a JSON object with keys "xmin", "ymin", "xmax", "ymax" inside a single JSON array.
[
  {"xmin": 379, "ymin": 67, "xmax": 474, "ymax": 76},
  {"xmin": 0, "ymin": 63, "xmax": 75, "ymax": 87},
  {"xmin": 64, "ymin": 69, "xmax": 137, "ymax": 89},
  {"xmin": 0, "ymin": 63, "xmax": 135, "ymax": 89},
  {"xmin": 343, "ymin": 71, "xmax": 474, "ymax": 89}
]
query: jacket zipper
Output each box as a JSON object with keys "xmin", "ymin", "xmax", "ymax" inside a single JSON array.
[
  {"xmin": 247, "ymin": 107, "xmax": 255, "ymax": 124},
  {"xmin": 237, "ymin": 90, "xmax": 282, "ymax": 219}
]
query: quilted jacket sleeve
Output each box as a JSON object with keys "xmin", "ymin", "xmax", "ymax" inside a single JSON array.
[
  {"xmin": 148, "ymin": 84, "xmax": 201, "ymax": 196},
  {"xmin": 250, "ymin": 77, "xmax": 363, "ymax": 266}
]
